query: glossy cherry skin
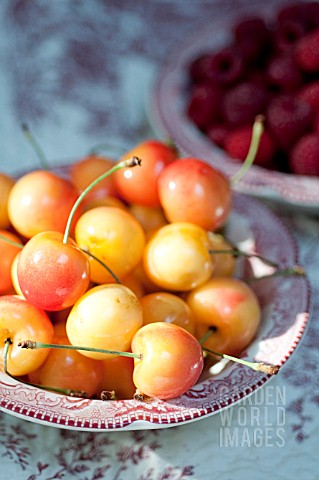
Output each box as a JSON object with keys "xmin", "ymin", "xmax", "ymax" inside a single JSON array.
[
  {"xmin": 187, "ymin": 277, "xmax": 261, "ymax": 356},
  {"xmin": 143, "ymin": 222, "xmax": 213, "ymax": 291},
  {"xmin": 0, "ymin": 295, "xmax": 54, "ymax": 376},
  {"xmin": 140, "ymin": 292, "xmax": 196, "ymax": 334},
  {"xmin": 17, "ymin": 231, "xmax": 90, "ymax": 311},
  {"xmin": 75, "ymin": 206, "xmax": 145, "ymax": 284},
  {"xmin": 158, "ymin": 157, "xmax": 232, "ymax": 231},
  {"xmin": 8, "ymin": 170, "xmax": 81, "ymax": 238},
  {"xmin": 131, "ymin": 322, "xmax": 204, "ymax": 400},
  {"xmin": 113, "ymin": 139, "xmax": 178, "ymax": 207},
  {"xmin": 66, "ymin": 284, "xmax": 143, "ymax": 360}
]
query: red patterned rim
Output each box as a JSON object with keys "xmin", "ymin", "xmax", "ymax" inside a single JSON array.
[
  {"xmin": 0, "ymin": 192, "xmax": 311, "ymax": 431},
  {"xmin": 149, "ymin": 0, "xmax": 319, "ymax": 212}
]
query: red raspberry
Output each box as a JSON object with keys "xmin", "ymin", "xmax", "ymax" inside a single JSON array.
[
  {"xmin": 224, "ymin": 125, "xmax": 277, "ymax": 168},
  {"xmin": 222, "ymin": 82, "xmax": 269, "ymax": 126},
  {"xmin": 274, "ymin": 19, "xmax": 307, "ymax": 53},
  {"xmin": 186, "ymin": 83, "xmax": 222, "ymax": 129},
  {"xmin": 266, "ymin": 95, "xmax": 313, "ymax": 151},
  {"xmin": 277, "ymin": 2, "xmax": 319, "ymax": 31},
  {"xmin": 206, "ymin": 123, "xmax": 229, "ymax": 148},
  {"xmin": 233, "ymin": 16, "xmax": 272, "ymax": 65},
  {"xmin": 205, "ymin": 46, "xmax": 244, "ymax": 85},
  {"xmin": 266, "ymin": 54, "xmax": 304, "ymax": 91},
  {"xmin": 295, "ymin": 27, "xmax": 319, "ymax": 73},
  {"xmin": 298, "ymin": 81, "xmax": 319, "ymax": 112},
  {"xmin": 289, "ymin": 133, "xmax": 319, "ymax": 175}
]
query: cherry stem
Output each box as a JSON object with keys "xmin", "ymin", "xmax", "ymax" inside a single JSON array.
[
  {"xmin": 230, "ymin": 115, "xmax": 264, "ymax": 186},
  {"xmin": 21, "ymin": 123, "xmax": 50, "ymax": 171},
  {"xmin": 62, "ymin": 156, "xmax": 141, "ymax": 245},
  {"xmin": 18, "ymin": 340, "xmax": 142, "ymax": 360},
  {"xmin": 80, "ymin": 248, "xmax": 122, "ymax": 284},
  {"xmin": 202, "ymin": 345, "xmax": 280, "ymax": 375},
  {"xmin": 0, "ymin": 234, "xmax": 23, "ymax": 249},
  {"xmin": 246, "ymin": 265, "xmax": 305, "ymax": 283},
  {"xmin": 3, "ymin": 339, "xmax": 87, "ymax": 398},
  {"xmin": 208, "ymin": 247, "xmax": 279, "ymax": 268},
  {"xmin": 198, "ymin": 327, "xmax": 216, "ymax": 345}
]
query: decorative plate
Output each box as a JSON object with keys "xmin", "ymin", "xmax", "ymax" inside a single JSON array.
[
  {"xmin": 149, "ymin": 0, "xmax": 319, "ymax": 213},
  {"xmin": 0, "ymin": 192, "xmax": 311, "ymax": 431}
]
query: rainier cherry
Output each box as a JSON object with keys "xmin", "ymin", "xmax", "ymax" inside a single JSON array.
[
  {"xmin": 143, "ymin": 222, "xmax": 213, "ymax": 291},
  {"xmin": 113, "ymin": 139, "xmax": 178, "ymax": 207},
  {"xmin": 140, "ymin": 292, "xmax": 196, "ymax": 335},
  {"xmin": 157, "ymin": 157, "xmax": 232, "ymax": 231},
  {"xmin": 131, "ymin": 322, "xmax": 204, "ymax": 400},
  {"xmin": 17, "ymin": 231, "xmax": 90, "ymax": 311},
  {"xmin": 187, "ymin": 277, "xmax": 261, "ymax": 357},
  {"xmin": 8, "ymin": 170, "xmax": 82, "ymax": 239},
  {"xmin": 66, "ymin": 284, "xmax": 143, "ymax": 360},
  {"xmin": 75, "ymin": 206, "xmax": 146, "ymax": 284},
  {"xmin": 0, "ymin": 295, "xmax": 54, "ymax": 376}
]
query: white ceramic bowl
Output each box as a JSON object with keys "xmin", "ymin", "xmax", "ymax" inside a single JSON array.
[
  {"xmin": 149, "ymin": 0, "xmax": 319, "ymax": 213},
  {"xmin": 0, "ymin": 189, "xmax": 310, "ymax": 431}
]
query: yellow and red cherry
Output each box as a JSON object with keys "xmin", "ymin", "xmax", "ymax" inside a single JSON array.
[
  {"xmin": 0, "ymin": 295, "xmax": 54, "ymax": 376},
  {"xmin": 75, "ymin": 206, "xmax": 145, "ymax": 284},
  {"xmin": 66, "ymin": 284, "xmax": 143, "ymax": 360},
  {"xmin": 70, "ymin": 154, "xmax": 119, "ymax": 209},
  {"xmin": 186, "ymin": 277, "xmax": 261, "ymax": 357},
  {"xmin": 28, "ymin": 325, "xmax": 104, "ymax": 398},
  {"xmin": 17, "ymin": 231, "xmax": 90, "ymax": 311},
  {"xmin": 0, "ymin": 173, "xmax": 15, "ymax": 229},
  {"xmin": 96, "ymin": 355, "xmax": 136, "ymax": 400},
  {"xmin": 8, "ymin": 170, "xmax": 82, "ymax": 239},
  {"xmin": 143, "ymin": 222, "xmax": 213, "ymax": 291},
  {"xmin": 131, "ymin": 322, "xmax": 204, "ymax": 400},
  {"xmin": 113, "ymin": 139, "xmax": 178, "ymax": 207},
  {"xmin": 157, "ymin": 157, "xmax": 232, "ymax": 231},
  {"xmin": 140, "ymin": 292, "xmax": 196, "ymax": 335},
  {"xmin": 0, "ymin": 230, "xmax": 23, "ymax": 293}
]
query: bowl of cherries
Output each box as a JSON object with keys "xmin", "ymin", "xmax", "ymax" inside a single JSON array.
[
  {"xmin": 150, "ymin": 0, "xmax": 319, "ymax": 212},
  {"xmin": 0, "ymin": 137, "xmax": 310, "ymax": 431}
]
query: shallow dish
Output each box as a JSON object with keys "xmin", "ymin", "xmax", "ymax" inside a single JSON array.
[
  {"xmin": 0, "ymin": 191, "xmax": 310, "ymax": 431},
  {"xmin": 149, "ymin": 0, "xmax": 319, "ymax": 213}
]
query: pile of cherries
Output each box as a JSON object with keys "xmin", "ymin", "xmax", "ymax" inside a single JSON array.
[{"xmin": 0, "ymin": 139, "xmax": 268, "ymax": 401}]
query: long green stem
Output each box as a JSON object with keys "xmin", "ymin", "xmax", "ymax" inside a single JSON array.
[
  {"xmin": 3, "ymin": 339, "xmax": 88, "ymax": 397},
  {"xmin": 246, "ymin": 265, "xmax": 305, "ymax": 283},
  {"xmin": 80, "ymin": 248, "xmax": 122, "ymax": 284},
  {"xmin": 0, "ymin": 234, "xmax": 23, "ymax": 249},
  {"xmin": 21, "ymin": 123, "xmax": 50, "ymax": 170},
  {"xmin": 203, "ymin": 346, "xmax": 280, "ymax": 375},
  {"xmin": 63, "ymin": 156, "xmax": 141, "ymax": 245},
  {"xmin": 18, "ymin": 340, "xmax": 141, "ymax": 360},
  {"xmin": 208, "ymin": 247, "xmax": 279, "ymax": 268},
  {"xmin": 230, "ymin": 115, "xmax": 264, "ymax": 186}
]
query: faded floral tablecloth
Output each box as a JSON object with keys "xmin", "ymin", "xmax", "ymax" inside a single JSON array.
[{"xmin": 0, "ymin": 1, "xmax": 318, "ymax": 479}]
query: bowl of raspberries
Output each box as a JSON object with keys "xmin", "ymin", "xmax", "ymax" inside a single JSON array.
[{"xmin": 150, "ymin": 0, "xmax": 319, "ymax": 211}]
